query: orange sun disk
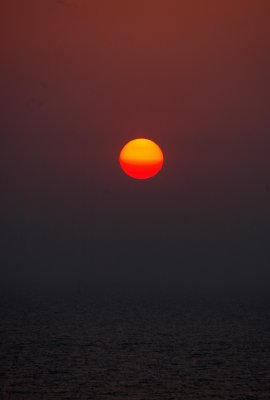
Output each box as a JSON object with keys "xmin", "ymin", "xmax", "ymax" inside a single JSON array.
[{"xmin": 119, "ymin": 138, "xmax": 164, "ymax": 179}]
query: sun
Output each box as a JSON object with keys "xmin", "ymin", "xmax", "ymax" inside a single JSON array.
[{"xmin": 119, "ymin": 138, "xmax": 164, "ymax": 179}]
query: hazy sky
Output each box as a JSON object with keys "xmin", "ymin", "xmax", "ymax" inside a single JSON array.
[{"xmin": 1, "ymin": 0, "xmax": 270, "ymax": 290}]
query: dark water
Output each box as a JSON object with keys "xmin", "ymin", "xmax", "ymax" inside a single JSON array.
[{"xmin": 1, "ymin": 288, "xmax": 270, "ymax": 399}]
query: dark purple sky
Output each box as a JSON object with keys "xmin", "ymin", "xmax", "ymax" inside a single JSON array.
[{"xmin": 1, "ymin": 0, "xmax": 270, "ymax": 290}]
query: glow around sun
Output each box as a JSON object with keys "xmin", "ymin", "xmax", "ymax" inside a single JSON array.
[{"xmin": 119, "ymin": 138, "xmax": 164, "ymax": 179}]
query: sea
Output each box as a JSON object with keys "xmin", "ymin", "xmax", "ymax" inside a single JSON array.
[{"xmin": 1, "ymin": 285, "xmax": 270, "ymax": 399}]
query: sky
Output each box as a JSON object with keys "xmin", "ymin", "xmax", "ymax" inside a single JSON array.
[{"xmin": 1, "ymin": 0, "xmax": 270, "ymax": 291}]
